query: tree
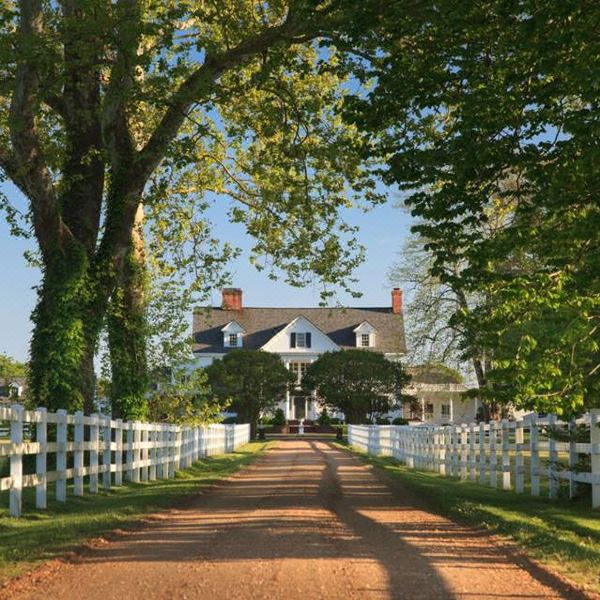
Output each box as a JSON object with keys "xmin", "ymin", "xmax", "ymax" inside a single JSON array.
[
  {"xmin": 0, "ymin": 1, "xmax": 384, "ymax": 414},
  {"xmin": 0, "ymin": 353, "xmax": 27, "ymax": 401},
  {"xmin": 302, "ymin": 350, "xmax": 410, "ymax": 424},
  {"xmin": 344, "ymin": 1, "xmax": 600, "ymax": 417},
  {"xmin": 147, "ymin": 368, "xmax": 224, "ymax": 425},
  {"xmin": 204, "ymin": 350, "xmax": 294, "ymax": 437}
]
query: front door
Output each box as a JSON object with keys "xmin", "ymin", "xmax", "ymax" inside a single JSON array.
[{"xmin": 293, "ymin": 397, "xmax": 306, "ymax": 420}]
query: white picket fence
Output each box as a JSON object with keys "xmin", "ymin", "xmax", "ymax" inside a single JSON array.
[
  {"xmin": 349, "ymin": 410, "xmax": 600, "ymax": 509},
  {"xmin": 0, "ymin": 404, "xmax": 251, "ymax": 517}
]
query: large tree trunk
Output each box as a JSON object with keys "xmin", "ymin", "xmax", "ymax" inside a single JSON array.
[
  {"xmin": 29, "ymin": 240, "xmax": 100, "ymax": 412},
  {"xmin": 108, "ymin": 204, "xmax": 149, "ymax": 420}
]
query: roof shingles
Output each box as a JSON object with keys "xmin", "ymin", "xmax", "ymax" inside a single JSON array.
[{"xmin": 193, "ymin": 307, "xmax": 406, "ymax": 355}]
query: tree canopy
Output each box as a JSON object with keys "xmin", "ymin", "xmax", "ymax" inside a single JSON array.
[
  {"xmin": 204, "ymin": 349, "xmax": 293, "ymax": 436},
  {"xmin": 302, "ymin": 350, "xmax": 410, "ymax": 424},
  {"xmin": 345, "ymin": 0, "xmax": 600, "ymax": 417},
  {"xmin": 0, "ymin": 0, "xmax": 387, "ymax": 415}
]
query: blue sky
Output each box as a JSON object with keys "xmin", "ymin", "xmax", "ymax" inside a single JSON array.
[{"xmin": 0, "ymin": 184, "xmax": 413, "ymax": 362}]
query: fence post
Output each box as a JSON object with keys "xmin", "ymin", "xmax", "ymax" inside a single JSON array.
[
  {"xmin": 489, "ymin": 421, "xmax": 497, "ymax": 487},
  {"xmin": 115, "ymin": 419, "xmax": 123, "ymax": 486},
  {"xmin": 590, "ymin": 409, "xmax": 600, "ymax": 508},
  {"xmin": 103, "ymin": 416, "xmax": 112, "ymax": 490},
  {"xmin": 530, "ymin": 415, "xmax": 540, "ymax": 496},
  {"xmin": 452, "ymin": 426, "xmax": 460, "ymax": 478},
  {"xmin": 126, "ymin": 420, "xmax": 134, "ymax": 482},
  {"xmin": 10, "ymin": 404, "xmax": 24, "ymax": 517},
  {"xmin": 89, "ymin": 413, "xmax": 99, "ymax": 494},
  {"xmin": 478, "ymin": 422, "xmax": 486, "ymax": 485},
  {"xmin": 149, "ymin": 425, "xmax": 157, "ymax": 481},
  {"xmin": 515, "ymin": 420, "xmax": 525, "ymax": 494},
  {"xmin": 568, "ymin": 417, "xmax": 578, "ymax": 499},
  {"xmin": 468, "ymin": 423, "xmax": 476, "ymax": 482},
  {"xmin": 140, "ymin": 424, "xmax": 148, "ymax": 482},
  {"xmin": 501, "ymin": 419, "xmax": 511, "ymax": 490},
  {"xmin": 548, "ymin": 414, "xmax": 558, "ymax": 499},
  {"xmin": 133, "ymin": 421, "xmax": 141, "ymax": 482},
  {"xmin": 460, "ymin": 424, "xmax": 468, "ymax": 480},
  {"xmin": 35, "ymin": 407, "xmax": 47, "ymax": 509},
  {"xmin": 56, "ymin": 409, "xmax": 67, "ymax": 502},
  {"xmin": 74, "ymin": 411, "xmax": 84, "ymax": 496}
]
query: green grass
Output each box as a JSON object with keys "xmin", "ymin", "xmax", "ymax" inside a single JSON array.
[
  {"xmin": 341, "ymin": 443, "xmax": 600, "ymax": 595},
  {"xmin": 0, "ymin": 441, "xmax": 271, "ymax": 582}
]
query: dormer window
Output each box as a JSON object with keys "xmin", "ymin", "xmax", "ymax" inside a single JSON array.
[
  {"xmin": 290, "ymin": 332, "xmax": 311, "ymax": 348},
  {"xmin": 353, "ymin": 321, "xmax": 376, "ymax": 348},
  {"xmin": 222, "ymin": 320, "xmax": 245, "ymax": 348}
]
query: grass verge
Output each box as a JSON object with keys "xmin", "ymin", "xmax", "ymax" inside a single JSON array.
[
  {"xmin": 340, "ymin": 443, "xmax": 600, "ymax": 596},
  {"xmin": 0, "ymin": 440, "xmax": 271, "ymax": 583}
]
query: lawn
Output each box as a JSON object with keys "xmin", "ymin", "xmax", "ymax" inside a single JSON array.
[
  {"xmin": 342, "ymin": 443, "xmax": 600, "ymax": 596},
  {"xmin": 0, "ymin": 440, "xmax": 271, "ymax": 583}
]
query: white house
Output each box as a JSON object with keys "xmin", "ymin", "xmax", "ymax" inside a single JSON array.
[
  {"xmin": 193, "ymin": 288, "xmax": 407, "ymax": 421},
  {"xmin": 193, "ymin": 288, "xmax": 477, "ymax": 424}
]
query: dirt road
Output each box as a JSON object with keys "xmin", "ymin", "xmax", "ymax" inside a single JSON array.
[{"xmin": 5, "ymin": 440, "xmax": 588, "ymax": 599}]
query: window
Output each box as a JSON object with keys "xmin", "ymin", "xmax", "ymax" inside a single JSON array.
[
  {"xmin": 361, "ymin": 334, "xmax": 370, "ymax": 347},
  {"xmin": 290, "ymin": 332, "xmax": 311, "ymax": 348},
  {"xmin": 290, "ymin": 362, "xmax": 309, "ymax": 384},
  {"xmin": 425, "ymin": 403, "xmax": 434, "ymax": 415},
  {"xmin": 441, "ymin": 404, "xmax": 450, "ymax": 417},
  {"xmin": 229, "ymin": 333, "xmax": 238, "ymax": 347}
]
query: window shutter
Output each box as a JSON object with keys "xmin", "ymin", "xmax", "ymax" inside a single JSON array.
[
  {"xmin": 306, "ymin": 332, "xmax": 312, "ymax": 348},
  {"xmin": 290, "ymin": 333, "xmax": 296, "ymax": 348}
]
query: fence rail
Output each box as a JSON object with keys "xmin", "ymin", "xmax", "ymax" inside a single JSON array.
[
  {"xmin": 349, "ymin": 410, "xmax": 600, "ymax": 509},
  {"xmin": 0, "ymin": 404, "xmax": 250, "ymax": 517}
]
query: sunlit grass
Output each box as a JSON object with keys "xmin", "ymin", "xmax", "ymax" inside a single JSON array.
[
  {"xmin": 341, "ymin": 444, "xmax": 600, "ymax": 595},
  {"xmin": 0, "ymin": 441, "xmax": 271, "ymax": 582}
]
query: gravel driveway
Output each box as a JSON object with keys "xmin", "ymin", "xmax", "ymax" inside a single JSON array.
[{"xmin": 5, "ymin": 440, "xmax": 589, "ymax": 599}]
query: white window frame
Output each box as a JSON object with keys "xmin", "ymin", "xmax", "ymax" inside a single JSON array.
[
  {"xmin": 296, "ymin": 332, "xmax": 306, "ymax": 348},
  {"xmin": 361, "ymin": 333, "xmax": 370, "ymax": 347},
  {"xmin": 229, "ymin": 333, "xmax": 238, "ymax": 347}
]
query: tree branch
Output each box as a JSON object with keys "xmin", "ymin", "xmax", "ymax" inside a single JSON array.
[
  {"xmin": 9, "ymin": 0, "xmax": 63, "ymax": 260},
  {"xmin": 135, "ymin": 15, "xmax": 319, "ymax": 184}
]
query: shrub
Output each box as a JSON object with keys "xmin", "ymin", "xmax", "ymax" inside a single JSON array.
[
  {"xmin": 376, "ymin": 417, "xmax": 391, "ymax": 425},
  {"xmin": 330, "ymin": 417, "xmax": 341, "ymax": 425},
  {"xmin": 272, "ymin": 408, "xmax": 286, "ymax": 426},
  {"xmin": 392, "ymin": 417, "xmax": 409, "ymax": 425},
  {"xmin": 317, "ymin": 407, "xmax": 332, "ymax": 427},
  {"xmin": 221, "ymin": 416, "xmax": 237, "ymax": 424}
]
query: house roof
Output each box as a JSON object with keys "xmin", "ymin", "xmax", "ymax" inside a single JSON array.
[{"xmin": 193, "ymin": 306, "xmax": 406, "ymax": 354}]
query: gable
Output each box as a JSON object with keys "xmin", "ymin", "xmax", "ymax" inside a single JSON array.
[
  {"xmin": 260, "ymin": 315, "xmax": 340, "ymax": 353},
  {"xmin": 353, "ymin": 321, "xmax": 377, "ymax": 334},
  {"xmin": 221, "ymin": 320, "xmax": 245, "ymax": 334}
]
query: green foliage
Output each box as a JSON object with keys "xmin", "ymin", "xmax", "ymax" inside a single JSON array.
[
  {"xmin": 147, "ymin": 369, "xmax": 225, "ymax": 425},
  {"xmin": 0, "ymin": 353, "xmax": 26, "ymax": 382},
  {"xmin": 205, "ymin": 350, "xmax": 294, "ymax": 435},
  {"xmin": 302, "ymin": 350, "xmax": 410, "ymax": 424},
  {"xmin": 0, "ymin": 1, "xmax": 386, "ymax": 412},
  {"xmin": 271, "ymin": 408, "xmax": 286, "ymax": 426},
  {"xmin": 392, "ymin": 417, "xmax": 408, "ymax": 425},
  {"xmin": 345, "ymin": 1, "xmax": 600, "ymax": 416},
  {"xmin": 317, "ymin": 407, "xmax": 331, "ymax": 427}
]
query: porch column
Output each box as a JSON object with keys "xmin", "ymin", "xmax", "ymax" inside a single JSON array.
[
  {"xmin": 421, "ymin": 397, "xmax": 425, "ymax": 422},
  {"xmin": 450, "ymin": 397, "xmax": 454, "ymax": 423}
]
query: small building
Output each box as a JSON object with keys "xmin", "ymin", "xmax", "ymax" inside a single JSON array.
[{"xmin": 401, "ymin": 365, "xmax": 472, "ymax": 425}]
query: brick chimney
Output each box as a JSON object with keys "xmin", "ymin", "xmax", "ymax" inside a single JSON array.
[
  {"xmin": 222, "ymin": 288, "xmax": 243, "ymax": 311},
  {"xmin": 391, "ymin": 288, "xmax": 402, "ymax": 314}
]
